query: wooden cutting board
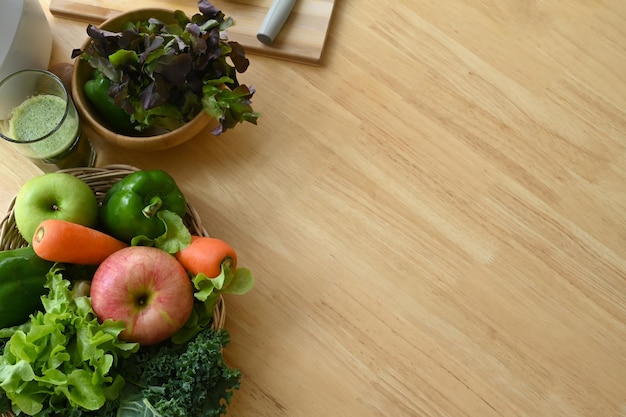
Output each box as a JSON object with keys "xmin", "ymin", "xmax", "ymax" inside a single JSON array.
[{"xmin": 49, "ymin": 0, "xmax": 336, "ymax": 65}]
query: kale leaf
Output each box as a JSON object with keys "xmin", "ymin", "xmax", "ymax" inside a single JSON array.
[
  {"xmin": 118, "ymin": 326, "xmax": 241, "ymax": 417},
  {"xmin": 10, "ymin": 327, "xmax": 241, "ymax": 417}
]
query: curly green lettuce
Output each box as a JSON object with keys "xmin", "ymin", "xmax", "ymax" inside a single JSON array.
[{"xmin": 0, "ymin": 267, "xmax": 139, "ymax": 416}]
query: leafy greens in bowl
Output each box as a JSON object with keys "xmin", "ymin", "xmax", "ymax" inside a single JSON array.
[{"xmin": 71, "ymin": 0, "xmax": 260, "ymax": 138}]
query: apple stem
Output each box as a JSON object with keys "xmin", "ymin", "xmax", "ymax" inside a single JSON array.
[{"xmin": 142, "ymin": 196, "xmax": 163, "ymax": 218}]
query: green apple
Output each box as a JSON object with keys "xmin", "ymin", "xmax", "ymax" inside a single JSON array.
[{"xmin": 14, "ymin": 173, "xmax": 98, "ymax": 244}]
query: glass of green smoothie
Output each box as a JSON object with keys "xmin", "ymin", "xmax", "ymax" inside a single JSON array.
[{"xmin": 0, "ymin": 69, "xmax": 96, "ymax": 172}]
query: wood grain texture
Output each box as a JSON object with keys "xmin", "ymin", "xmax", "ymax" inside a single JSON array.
[
  {"xmin": 49, "ymin": 0, "xmax": 336, "ymax": 65},
  {"xmin": 2, "ymin": 0, "xmax": 625, "ymax": 416}
]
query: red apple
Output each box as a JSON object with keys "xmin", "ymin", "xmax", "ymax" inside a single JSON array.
[{"xmin": 90, "ymin": 246, "xmax": 193, "ymax": 346}]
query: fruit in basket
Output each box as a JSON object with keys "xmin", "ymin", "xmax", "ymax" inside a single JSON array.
[
  {"xmin": 90, "ymin": 246, "xmax": 194, "ymax": 345},
  {"xmin": 0, "ymin": 246, "xmax": 54, "ymax": 328},
  {"xmin": 13, "ymin": 172, "xmax": 98, "ymax": 244}
]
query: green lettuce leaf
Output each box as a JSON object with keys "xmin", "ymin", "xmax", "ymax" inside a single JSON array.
[
  {"xmin": 0, "ymin": 267, "xmax": 139, "ymax": 415},
  {"xmin": 130, "ymin": 210, "xmax": 191, "ymax": 254},
  {"xmin": 172, "ymin": 266, "xmax": 254, "ymax": 344}
]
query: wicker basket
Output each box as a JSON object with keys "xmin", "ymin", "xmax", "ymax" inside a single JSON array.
[
  {"xmin": 0, "ymin": 164, "xmax": 225, "ymax": 328},
  {"xmin": 0, "ymin": 166, "xmax": 226, "ymax": 417}
]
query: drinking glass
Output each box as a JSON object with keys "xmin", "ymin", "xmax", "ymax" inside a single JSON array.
[{"xmin": 0, "ymin": 69, "xmax": 96, "ymax": 172}]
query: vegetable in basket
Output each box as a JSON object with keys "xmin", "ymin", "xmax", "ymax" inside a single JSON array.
[
  {"xmin": 0, "ymin": 247, "xmax": 53, "ymax": 328},
  {"xmin": 0, "ymin": 267, "xmax": 139, "ymax": 416},
  {"xmin": 1, "ymin": 327, "xmax": 241, "ymax": 417},
  {"xmin": 173, "ymin": 237, "xmax": 254, "ymax": 344},
  {"xmin": 32, "ymin": 219, "xmax": 128, "ymax": 265},
  {"xmin": 99, "ymin": 169, "xmax": 191, "ymax": 253},
  {"xmin": 110, "ymin": 326, "xmax": 241, "ymax": 417},
  {"xmin": 176, "ymin": 236, "xmax": 237, "ymax": 278}
]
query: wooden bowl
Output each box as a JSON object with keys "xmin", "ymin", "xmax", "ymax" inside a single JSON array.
[{"xmin": 71, "ymin": 9, "xmax": 220, "ymax": 151}]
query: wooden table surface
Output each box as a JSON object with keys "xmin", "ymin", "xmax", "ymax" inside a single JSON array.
[{"xmin": 1, "ymin": 1, "xmax": 625, "ymax": 416}]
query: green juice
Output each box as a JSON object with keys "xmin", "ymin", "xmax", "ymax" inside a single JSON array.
[{"xmin": 8, "ymin": 94, "xmax": 94, "ymax": 169}]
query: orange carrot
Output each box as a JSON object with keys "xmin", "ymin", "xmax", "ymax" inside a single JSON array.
[
  {"xmin": 175, "ymin": 236, "xmax": 237, "ymax": 277},
  {"xmin": 32, "ymin": 219, "xmax": 128, "ymax": 265}
]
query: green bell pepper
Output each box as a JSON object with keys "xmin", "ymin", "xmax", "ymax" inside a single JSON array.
[
  {"xmin": 84, "ymin": 70, "xmax": 135, "ymax": 133},
  {"xmin": 0, "ymin": 246, "xmax": 54, "ymax": 328},
  {"xmin": 99, "ymin": 170, "xmax": 188, "ymax": 245}
]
